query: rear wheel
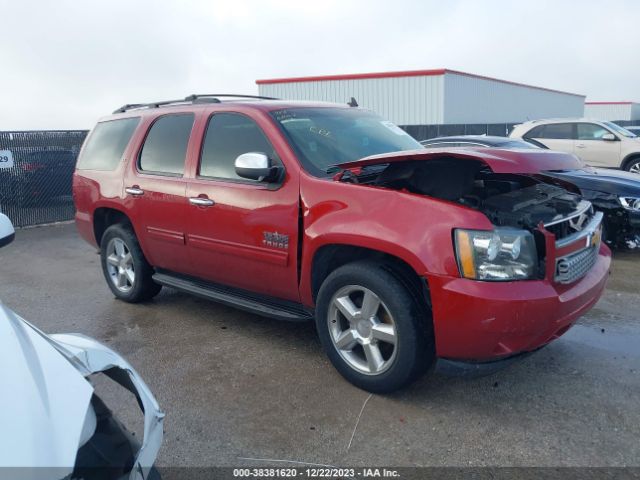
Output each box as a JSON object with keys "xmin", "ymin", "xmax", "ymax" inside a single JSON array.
[
  {"xmin": 100, "ymin": 224, "xmax": 162, "ymax": 303},
  {"xmin": 315, "ymin": 261, "xmax": 435, "ymax": 393}
]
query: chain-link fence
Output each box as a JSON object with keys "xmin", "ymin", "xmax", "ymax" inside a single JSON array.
[
  {"xmin": 0, "ymin": 131, "xmax": 88, "ymax": 228},
  {"xmin": 400, "ymin": 123, "xmax": 518, "ymax": 141}
]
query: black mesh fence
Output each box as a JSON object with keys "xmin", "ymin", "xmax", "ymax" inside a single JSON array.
[
  {"xmin": 400, "ymin": 123, "xmax": 517, "ymax": 141},
  {"xmin": 0, "ymin": 131, "xmax": 88, "ymax": 228},
  {"xmin": 615, "ymin": 120, "xmax": 640, "ymax": 127}
]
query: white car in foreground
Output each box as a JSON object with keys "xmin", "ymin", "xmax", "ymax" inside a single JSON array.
[
  {"xmin": 0, "ymin": 213, "xmax": 164, "ymax": 480},
  {"xmin": 510, "ymin": 118, "xmax": 640, "ymax": 173}
]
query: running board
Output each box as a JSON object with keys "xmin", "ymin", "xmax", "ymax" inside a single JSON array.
[{"xmin": 152, "ymin": 271, "xmax": 314, "ymax": 322}]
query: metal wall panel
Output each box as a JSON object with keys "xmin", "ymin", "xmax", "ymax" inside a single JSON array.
[
  {"xmin": 258, "ymin": 71, "xmax": 585, "ymax": 125},
  {"xmin": 443, "ymin": 72, "xmax": 585, "ymax": 124},
  {"xmin": 584, "ymin": 103, "xmax": 634, "ymax": 121},
  {"xmin": 258, "ymin": 75, "xmax": 445, "ymax": 125}
]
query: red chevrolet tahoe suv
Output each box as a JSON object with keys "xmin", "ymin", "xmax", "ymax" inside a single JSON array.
[{"xmin": 73, "ymin": 95, "xmax": 611, "ymax": 392}]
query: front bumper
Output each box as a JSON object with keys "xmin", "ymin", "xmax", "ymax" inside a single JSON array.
[
  {"xmin": 435, "ymin": 350, "xmax": 537, "ymax": 378},
  {"xmin": 601, "ymin": 206, "xmax": 640, "ymax": 249},
  {"xmin": 629, "ymin": 209, "xmax": 640, "ymax": 228},
  {"xmin": 428, "ymin": 244, "xmax": 611, "ymax": 361}
]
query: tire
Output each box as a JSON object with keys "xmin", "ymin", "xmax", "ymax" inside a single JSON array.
[
  {"xmin": 100, "ymin": 223, "xmax": 162, "ymax": 303},
  {"xmin": 625, "ymin": 157, "xmax": 640, "ymax": 174},
  {"xmin": 315, "ymin": 261, "xmax": 435, "ymax": 393}
]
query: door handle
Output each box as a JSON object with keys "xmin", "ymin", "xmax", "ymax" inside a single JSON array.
[
  {"xmin": 125, "ymin": 186, "xmax": 144, "ymax": 196},
  {"xmin": 575, "ymin": 143, "xmax": 586, "ymax": 148},
  {"xmin": 189, "ymin": 197, "xmax": 215, "ymax": 207}
]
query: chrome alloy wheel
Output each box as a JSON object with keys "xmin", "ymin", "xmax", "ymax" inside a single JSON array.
[
  {"xmin": 630, "ymin": 162, "xmax": 640, "ymax": 174},
  {"xmin": 327, "ymin": 285, "xmax": 397, "ymax": 375},
  {"xmin": 105, "ymin": 238, "xmax": 135, "ymax": 293}
]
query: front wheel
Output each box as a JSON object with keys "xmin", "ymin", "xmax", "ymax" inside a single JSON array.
[
  {"xmin": 315, "ymin": 261, "xmax": 435, "ymax": 393},
  {"xmin": 100, "ymin": 223, "xmax": 162, "ymax": 303},
  {"xmin": 626, "ymin": 158, "xmax": 640, "ymax": 174}
]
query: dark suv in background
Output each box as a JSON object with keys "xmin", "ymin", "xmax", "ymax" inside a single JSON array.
[{"xmin": 0, "ymin": 149, "xmax": 77, "ymax": 205}]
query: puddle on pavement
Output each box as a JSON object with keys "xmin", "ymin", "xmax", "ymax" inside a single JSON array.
[{"xmin": 561, "ymin": 324, "xmax": 640, "ymax": 357}]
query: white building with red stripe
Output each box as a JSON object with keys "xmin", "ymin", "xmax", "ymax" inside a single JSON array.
[
  {"xmin": 256, "ymin": 69, "xmax": 585, "ymax": 126},
  {"xmin": 584, "ymin": 102, "xmax": 640, "ymax": 122}
]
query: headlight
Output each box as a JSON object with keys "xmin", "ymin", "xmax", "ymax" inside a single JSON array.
[
  {"xmin": 619, "ymin": 197, "xmax": 640, "ymax": 211},
  {"xmin": 454, "ymin": 228, "xmax": 538, "ymax": 281}
]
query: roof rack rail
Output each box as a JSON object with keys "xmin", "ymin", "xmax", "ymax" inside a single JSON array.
[
  {"xmin": 185, "ymin": 94, "xmax": 279, "ymax": 101},
  {"xmin": 113, "ymin": 94, "xmax": 279, "ymax": 114}
]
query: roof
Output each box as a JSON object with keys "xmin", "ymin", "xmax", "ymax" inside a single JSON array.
[
  {"xmin": 101, "ymin": 99, "xmax": 353, "ymax": 122},
  {"xmin": 420, "ymin": 135, "xmax": 531, "ymax": 145},
  {"xmin": 112, "ymin": 94, "xmax": 281, "ymax": 114},
  {"xmin": 256, "ymin": 68, "xmax": 585, "ymax": 97},
  {"xmin": 518, "ymin": 117, "xmax": 611, "ymax": 125},
  {"xmin": 585, "ymin": 101, "xmax": 638, "ymax": 105}
]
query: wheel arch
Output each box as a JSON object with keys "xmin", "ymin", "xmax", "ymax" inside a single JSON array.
[
  {"xmin": 621, "ymin": 152, "xmax": 640, "ymax": 171},
  {"xmin": 309, "ymin": 243, "xmax": 431, "ymax": 315},
  {"xmin": 93, "ymin": 207, "xmax": 133, "ymax": 246}
]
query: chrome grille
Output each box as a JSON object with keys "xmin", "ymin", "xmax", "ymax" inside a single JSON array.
[
  {"xmin": 544, "ymin": 200, "xmax": 602, "ymax": 284},
  {"xmin": 544, "ymin": 200, "xmax": 593, "ymax": 243},
  {"xmin": 555, "ymin": 246, "xmax": 599, "ymax": 284}
]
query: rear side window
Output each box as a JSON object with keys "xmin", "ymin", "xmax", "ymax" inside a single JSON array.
[
  {"xmin": 139, "ymin": 114, "xmax": 194, "ymax": 175},
  {"xmin": 199, "ymin": 113, "xmax": 279, "ymax": 181},
  {"xmin": 532, "ymin": 123, "xmax": 575, "ymax": 140},
  {"xmin": 76, "ymin": 118, "xmax": 139, "ymax": 171}
]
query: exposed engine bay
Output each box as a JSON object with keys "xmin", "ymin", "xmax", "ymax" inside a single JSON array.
[{"xmin": 339, "ymin": 158, "xmax": 587, "ymax": 232}]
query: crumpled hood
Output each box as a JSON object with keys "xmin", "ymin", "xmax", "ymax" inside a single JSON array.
[
  {"xmin": 0, "ymin": 303, "xmax": 164, "ymax": 480},
  {"xmin": 336, "ymin": 147, "xmax": 584, "ymax": 174},
  {"xmin": 546, "ymin": 167, "xmax": 640, "ymax": 197}
]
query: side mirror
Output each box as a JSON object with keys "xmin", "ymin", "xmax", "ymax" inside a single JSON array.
[
  {"xmin": 0, "ymin": 213, "xmax": 15, "ymax": 249},
  {"xmin": 235, "ymin": 152, "xmax": 282, "ymax": 182},
  {"xmin": 602, "ymin": 133, "xmax": 617, "ymax": 141}
]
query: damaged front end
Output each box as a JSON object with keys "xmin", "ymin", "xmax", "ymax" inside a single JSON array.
[
  {"xmin": 335, "ymin": 149, "xmax": 605, "ymax": 284},
  {"xmin": 579, "ymin": 189, "xmax": 640, "ymax": 250}
]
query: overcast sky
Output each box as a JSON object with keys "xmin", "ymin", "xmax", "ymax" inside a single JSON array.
[{"xmin": 1, "ymin": 0, "xmax": 638, "ymax": 130}]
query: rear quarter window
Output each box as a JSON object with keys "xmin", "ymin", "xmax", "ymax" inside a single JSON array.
[
  {"xmin": 525, "ymin": 125, "xmax": 545, "ymax": 138},
  {"xmin": 530, "ymin": 123, "xmax": 575, "ymax": 140},
  {"xmin": 76, "ymin": 117, "xmax": 140, "ymax": 171}
]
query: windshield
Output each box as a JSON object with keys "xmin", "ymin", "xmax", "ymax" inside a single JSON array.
[
  {"xmin": 603, "ymin": 121, "xmax": 637, "ymax": 138},
  {"xmin": 269, "ymin": 107, "xmax": 422, "ymax": 176}
]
